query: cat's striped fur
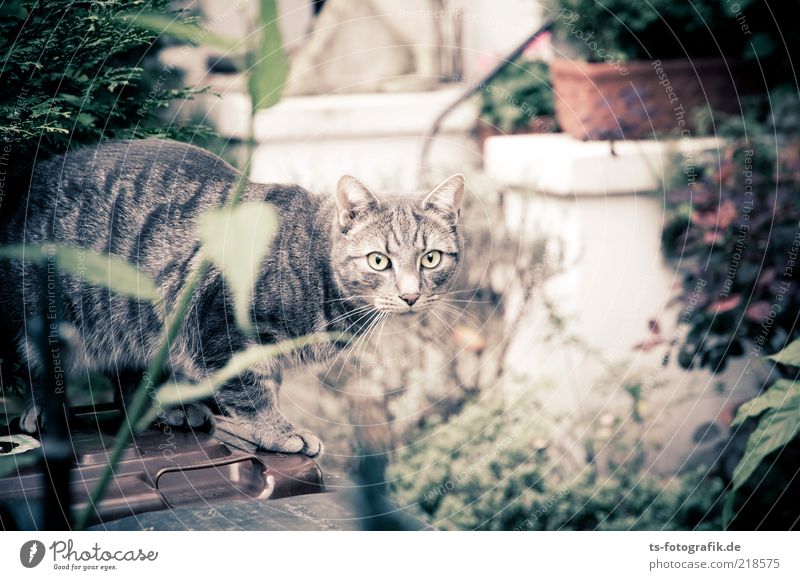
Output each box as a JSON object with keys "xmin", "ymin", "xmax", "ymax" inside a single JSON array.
[{"xmin": 0, "ymin": 139, "xmax": 464, "ymax": 456}]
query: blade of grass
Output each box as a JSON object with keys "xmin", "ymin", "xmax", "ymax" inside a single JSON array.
[
  {"xmin": 74, "ymin": 260, "xmax": 208, "ymax": 529},
  {"xmin": 138, "ymin": 332, "xmax": 352, "ymax": 428},
  {"xmin": 0, "ymin": 245, "xmax": 158, "ymax": 301},
  {"xmin": 248, "ymin": 0, "xmax": 288, "ymax": 111}
]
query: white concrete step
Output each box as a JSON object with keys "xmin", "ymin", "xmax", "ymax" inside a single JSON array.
[{"xmin": 247, "ymin": 88, "xmax": 479, "ymax": 191}]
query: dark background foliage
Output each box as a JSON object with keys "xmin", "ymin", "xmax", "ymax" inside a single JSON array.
[
  {"xmin": 547, "ymin": 0, "xmax": 795, "ymax": 75},
  {"xmin": 661, "ymin": 89, "xmax": 800, "ymax": 373},
  {"xmin": 0, "ymin": 0, "xmax": 206, "ymax": 216},
  {"xmin": 478, "ymin": 61, "xmax": 555, "ymax": 133},
  {"xmin": 660, "ymin": 88, "xmax": 800, "ymax": 530}
]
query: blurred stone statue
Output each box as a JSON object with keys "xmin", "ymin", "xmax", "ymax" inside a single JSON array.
[{"xmin": 287, "ymin": 0, "xmax": 463, "ymax": 94}]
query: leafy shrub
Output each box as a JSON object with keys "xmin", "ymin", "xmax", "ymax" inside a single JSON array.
[
  {"xmin": 478, "ymin": 61, "xmax": 555, "ymax": 133},
  {"xmin": 660, "ymin": 88, "xmax": 800, "ymax": 529},
  {"xmin": 661, "ymin": 89, "xmax": 800, "ymax": 372},
  {"xmin": 0, "ymin": 0, "xmax": 205, "ymax": 200},
  {"xmin": 389, "ymin": 396, "xmax": 724, "ymax": 530},
  {"xmin": 545, "ymin": 0, "xmax": 790, "ymax": 66}
]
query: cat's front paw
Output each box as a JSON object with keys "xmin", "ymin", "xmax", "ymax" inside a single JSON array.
[
  {"xmin": 19, "ymin": 403, "xmax": 43, "ymax": 434},
  {"xmin": 163, "ymin": 402, "xmax": 215, "ymax": 432},
  {"xmin": 254, "ymin": 425, "xmax": 324, "ymax": 458}
]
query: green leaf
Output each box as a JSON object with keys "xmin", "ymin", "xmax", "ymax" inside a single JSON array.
[
  {"xmin": 731, "ymin": 386, "xmax": 800, "ymax": 491},
  {"xmin": 0, "ymin": 244, "xmax": 159, "ymax": 301},
  {"xmin": 725, "ymin": 372, "xmax": 800, "ymax": 527},
  {"xmin": 138, "ymin": 332, "xmax": 351, "ymax": 429},
  {"xmin": 198, "ymin": 202, "xmax": 279, "ymax": 335},
  {"xmin": 76, "ymin": 112, "xmax": 96, "ymax": 127},
  {"xmin": 731, "ymin": 379, "xmax": 798, "ymax": 426},
  {"xmin": 248, "ymin": 0, "xmax": 289, "ymax": 111},
  {"xmin": 120, "ymin": 13, "xmax": 243, "ymax": 53},
  {"xmin": 767, "ymin": 339, "xmax": 800, "ymax": 367}
]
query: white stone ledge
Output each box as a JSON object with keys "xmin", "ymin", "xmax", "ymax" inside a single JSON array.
[
  {"xmin": 484, "ymin": 133, "xmax": 724, "ymax": 196},
  {"xmin": 253, "ymin": 86, "xmax": 476, "ymax": 141}
]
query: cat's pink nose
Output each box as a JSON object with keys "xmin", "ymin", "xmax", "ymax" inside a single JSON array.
[{"xmin": 400, "ymin": 293, "xmax": 420, "ymax": 306}]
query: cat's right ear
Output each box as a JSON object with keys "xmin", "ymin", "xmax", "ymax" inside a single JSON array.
[
  {"xmin": 422, "ymin": 173, "xmax": 465, "ymax": 220},
  {"xmin": 336, "ymin": 175, "xmax": 380, "ymax": 228}
]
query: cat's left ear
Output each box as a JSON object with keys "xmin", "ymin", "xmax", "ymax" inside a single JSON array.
[
  {"xmin": 422, "ymin": 174, "xmax": 465, "ymax": 220},
  {"xmin": 336, "ymin": 175, "xmax": 380, "ymax": 227}
]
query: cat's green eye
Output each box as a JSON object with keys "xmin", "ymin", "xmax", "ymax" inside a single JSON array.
[
  {"xmin": 421, "ymin": 250, "xmax": 442, "ymax": 269},
  {"xmin": 367, "ymin": 252, "xmax": 391, "ymax": 271}
]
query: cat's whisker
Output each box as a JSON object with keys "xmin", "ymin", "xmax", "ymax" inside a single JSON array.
[
  {"xmin": 368, "ymin": 313, "xmax": 391, "ymax": 375},
  {"xmin": 335, "ymin": 310, "xmax": 383, "ymax": 383},
  {"xmin": 357, "ymin": 312, "xmax": 388, "ymax": 378},
  {"xmin": 325, "ymin": 303, "xmax": 376, "ymax": 327},
  {"xmin": 350, "ymin": 315, "xmax": 379, "ymax": 381},
  {"xmin": 320, "ymin": 307, "xmax": 380, "ymax": 383},
  {"xmin": 439, "ymin": 302, "xmax": 485, "ymax": 327},
  {"xmin": 357, "ymin": 310, "xmax": 385, "ymax": 354},
  {"xmin": 324, "ymin": 312, "xmax": 370, "ymax": 334},
  {"xmin": 328, "ymin": 307, "xmax": 383, "ymax": 365},
  {"xmin": 322, "ymin": 294, "xmax": 375, "ymax": 305},
  {"xmin": 429, "ymin": 308, "xmax": 458, "ymax": 338},
  {"xmin": 332, "ymin": 306, "xmax": 379, "ymax": 348},
  {"xmin": 437, "ymin": 302, "xmax": 486, "ymax": 333},
  {"xmin": 428, "ymin": 304, "xmax": 484, "ymax": 349},
  {"xmin": 430, "ymin": 307, "xmax": 482, "ymax": 348},
  {"xmin": 422, "ymin": 305, "xmax": 460, "ymax": 345},
  {"xmin": 436, "ymin": 286, "xmax": 486, "ymax": 296},
  {"xmin": 326, "ymin": 302, "xmax": 374, "ymax": 321},
  {"xmin": 438, "ymin": 298, "xmax": 481, "ymax": 316},
  {"xmin": 429, "ymin": 308, "xmax": 449, "ymax": 327}
]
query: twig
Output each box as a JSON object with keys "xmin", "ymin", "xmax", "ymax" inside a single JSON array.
[{"xmin": 417, "ymin": 18, "xmax": 554, "ymax": 185}]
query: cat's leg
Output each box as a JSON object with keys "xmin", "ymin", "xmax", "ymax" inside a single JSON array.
[{"xmin": 216, "ymin": 368, "xmax": 323, "ymax": 457}]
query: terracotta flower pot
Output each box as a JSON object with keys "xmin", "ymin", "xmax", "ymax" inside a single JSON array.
[{"xmin": 550, "ymin": 58, "xmax": 758, "ymax": 141}]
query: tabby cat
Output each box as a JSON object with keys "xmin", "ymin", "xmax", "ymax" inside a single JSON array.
[{"xmin": 0, "ymin": 139, "xmax": 465, "ymax": 456}]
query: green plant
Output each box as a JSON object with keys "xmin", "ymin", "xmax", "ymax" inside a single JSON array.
[
  {"xmin": 0, "ymin": 0, "xmax": 208, "ymax": 191},
  {"xmin": 0, "ymin": 245, "xmax": 159, "ymax": 301},
  {"xmin": 659, "ymin": 88, "xmax": 800, "ymax": 530},
  {"xmin": 478, "ymin": 61, "xmax": 555, "ymax": 133},
  {"xmin": 545, "ymin": 0, "xmax": 776, "ymax": 62},
  {"xmin": 389, "ymin": 393, "xmax": 724, "ymax": 530},
  {"xmin": 724, "ymin": 340, "xmax": 800, "ymax": 527}
]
